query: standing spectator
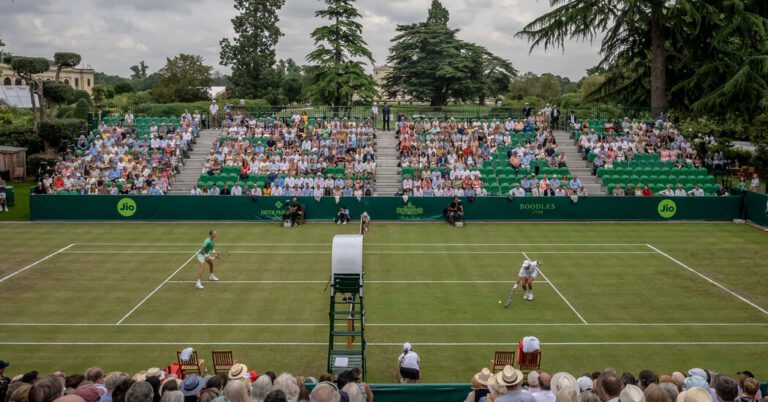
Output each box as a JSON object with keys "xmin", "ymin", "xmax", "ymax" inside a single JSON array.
[
  {"xmin": 523, "ymin": 103, "xmax": 532, "ymax": 119},
  {"xmin": 209, "ymin": 101, "xmax": 219, "ymax": 129},
  {"xmin": 124, "ymin": 112, "xmax": 135, "ymax": 126},
  {"xmin": 382, "ymin": 102, "xmax": 391, "ymax": 131},
  {"xmin": 552, "ymin": 106, "xmax": 561, "ymax": 129},
  {"xmin": 0, "ymin": 178, "xmax": 7, "ymax": 211},
  {"xmin": 371, "ymin": 102, "xmax": 378, "ymax": 129},
  {"xmin": 749, "ymin": 173, "xmax": 760, "ymax": 192}
]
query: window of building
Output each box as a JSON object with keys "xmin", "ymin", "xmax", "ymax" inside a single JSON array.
[
  {"xmin": 75, "ymin": 78, "xmax": 79, "ymax": 88},
  {"xmin": 3, "ymin": 77, "xmax": 11, "ymax": 86},
  {"xmin": 87, "ymin": 79, "xmax": 91, "ymax": 87},
  {"xmin": 15, "ymin": 78, "xmax": 22, "ymax": 85},
  {"xmin": 64, "ymin": 79, "xmax": 69, "ymax": 85}
]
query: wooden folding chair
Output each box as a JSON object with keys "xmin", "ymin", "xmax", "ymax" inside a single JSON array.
[
  {"xmin": 177, "ymin": 350, "xmax": 206, "ymax": 378},
  {"xmin": 490, "ymin": 350, "xmax": 516, "ymax": 373},
  {"xmin": 211, "ymin": 350, "xmax": 235, "ymax": 375},
  {"xmin": 517, "ymin": 349, "xmax": 541, "ymax": 375}
]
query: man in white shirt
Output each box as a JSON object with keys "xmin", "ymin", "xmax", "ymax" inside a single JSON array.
[
  {"xmin": 674, "ymin": 185, "xmax": 687, "ymax": 196},
  {"xmin": 371, "ymin": 102, "xmax": 378, "ymax": 129},
  {"xmin": 687, "ymin": 184, "xmax": 704, "ymax": 197},
  {"xmin": 510, "ymin": 184, "xmax": 526, "ymax": 197},
  {"xmin": 209, "ymin": 101, "xmax": 219, "ymax": 129},
  {"xmin": 230, "ymin": 183, "xmax": 243, "ymax": 196},
  {"xmin": 124, "ymin": 112, "xmax": 135, "ymax": 125},
  {"xmin": 190, "ymin": 186, "xmax": 202, "ymax": 195},
  {"xmin": 533, "ymin": 373, "xmax": 554, "ymax": 402}
]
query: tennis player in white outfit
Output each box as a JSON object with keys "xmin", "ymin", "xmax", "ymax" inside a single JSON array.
[{"xmin": 504, "ymin": 259, "xmax": 541, "ymax": 306}]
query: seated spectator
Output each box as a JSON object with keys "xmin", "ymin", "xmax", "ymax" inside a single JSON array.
[
  {"xmin": 612, "ymin": 184, "xmax": 625, "ymax": 196},
  {"xmin": 674, "ymin": 185, "xmax": 687, "ymax": 196},
  {"xmin": 688, "ymin": 184, "xmax": 705, "ymax": 197}
]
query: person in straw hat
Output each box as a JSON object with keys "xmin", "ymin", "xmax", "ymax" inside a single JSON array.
[
  {"xmin": 465, "ymin": 368, "xmax": 492, "ymax": 402},
  {"xmin": 493, "ymin": 366, "xmax": 534, "ymax": 402}
]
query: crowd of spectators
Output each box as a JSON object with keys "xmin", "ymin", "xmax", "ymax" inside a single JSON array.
[
  {"xmin": 1, "ymin": 359, "xmax": 763, "ymax": 402},
  {"xmin": 0, "ymin": 362, "xmax": 373, "ymax": 402},
  {"xmin": 196, "ymin": 113, "xmax": 376, "ymax": 197},
  {"xmin": 464, "ymin": 365, "xmax": 764, "ymax": 402},
  {"xmin": 396, "ymin": 113, "xmax": 572, "ymax": 197},
  {"xmin": 33, "ymin": 112, "xmax": 201, "ymax": 195}
]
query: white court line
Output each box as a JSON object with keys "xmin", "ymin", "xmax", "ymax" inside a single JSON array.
[
  {"xmin": 165, "ymin": 280, "xmax": 547, "ymax": 284},
  {"xmin": 62, "ymin": 251, "xmax": 653, "ymax": 255},
  {"xmin": 115, "ymin": 254, "xmax": 197, "ymax": 325},
  {"xmin": 0, "ymin": 341, "xmax": 765, "ymax": 346},
  {"xmin": 0, "ymin": 322, "xmax": 765, "ymax": 327},
  {"xmin": 522, "ymin": 251, "xmax": 588, "ymax": 324},
  {"xmin": 0, "ymin": 244, "xmax": 75, "ymax": 283},
  {"xmin": 647, "ymin": 244, "xmax": 768, "ymax": 317},
  {"xmin": 73, "ymin": 243, "xmax": 649, "ymax": 246}
]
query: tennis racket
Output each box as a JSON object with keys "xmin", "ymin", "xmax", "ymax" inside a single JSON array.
[{"xmin": 211, "ymin": 250, "xmax": 230, "ymax": 260}]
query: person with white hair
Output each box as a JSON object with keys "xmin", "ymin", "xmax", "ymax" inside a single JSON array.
[
  {"xmin": 342, "ymin": 383, "xmax": 362, "ymax": 402},
  {"xmin": 505, "ymin": 259, "xmax": 542, "ymax": 306},
  {"xmin": 222, "ymin": 380, "xmax": 249, "ymax": 402},
  {"xmin": 273, "ymin": 373, "xmax": 300, "ymax": 402},
  {"xmin": 309, "ymin": 382, "xmax": 340, "ymax": 402},
  {"xmin": 251, "ymin": 376, "xmax": 273, "ymax": 402},
  {"xmin": 393, "ymin": 342, "xmax": 421, "ymax": 383}
]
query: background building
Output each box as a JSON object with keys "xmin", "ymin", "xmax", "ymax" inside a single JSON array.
[{"xmin": 0, "ymin": 62, "xmax": 95, "ymax": 94}]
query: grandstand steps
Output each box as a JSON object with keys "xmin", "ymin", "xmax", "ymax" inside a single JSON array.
[
  {"xmin": 553, "ymin": 130, "xmax": 607, "ymax": 195},
  {"xmin": 170, "ymin": 129, "xmax": 220, "ymax": 194},
  {"xmin": 374, "ymin": 131, "xmax": 401, "ymax": 196}
]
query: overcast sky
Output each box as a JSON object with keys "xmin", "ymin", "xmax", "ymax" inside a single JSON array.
[{"xmin": 0, "ymin": 0, "xmax": 602, "ymax": 81}]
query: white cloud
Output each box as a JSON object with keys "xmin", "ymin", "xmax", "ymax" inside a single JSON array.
[{"xmin": 0, "ymin": 0, "xmax": 602, "ymax": 80}]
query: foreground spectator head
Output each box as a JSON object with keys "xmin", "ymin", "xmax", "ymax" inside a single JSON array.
[
  {"xmin": 9, "ymin": 383, "xmax": 33, "ymax": 402},
  {"xmin": 714, "ymin": 377, "xmax": 738, "ymax": 402},
  {"xmin": 205, "ymin": 376, "xmax": 225, "ymax": 392},
  {"xmin": 579, "ymin": 392, "xmax": 601, "ymax": 402},
  {"xmin": 623, "ymin": 373, "xmax": 638, "ymax": 386},
  {"xmin": 197, "ymin": 389, "xmax": 219, "ymax": 402},
  {"xmin": 30, "ymin": 375, "xmax": 65, "ymax": 402},
  {"xmin": 222, "ymin": 380, "xmax": 248, "ymax": 402},
  {"xmin": 677, "ymin": 387, "xmax": 712, "ymax": 402},
  {"xmin": 639, "ymin": 371, "xmax": 659, "ymax": 390},
  {"xmin": 309, "ymin": 382, "xmax": 339, "ymax": 402},
  {"xmin": 659, "ymin": 383, "xmax": 679, "ymax": 402},
  {"xmin": 181, "ymin": 375, "xmax": 206, "ymax": 402},
  {"xmin": 577, "ymin": 376, "xmax": 593, "ymax": 393},
  {"xmin": 65, "ymin": 375, "xmax": 85, "ymax": 391},
  {"xmin": 160, "ymin": 390, "xmax": 183, "ymax": 402},
  {"xmin": 598, "ymin": 373, "xmax": 623, "ymax": 402},
  {"xmin": 271, "ymin": 374, "xmax": 298, "ymax": 402},
  {"xmin": 251, "ymin": 376, "xmax": 273, "ymax": 402},
  {"xmin": 552, "ymin": 372, "xmax": 578, "ymax": 394},
  {"xmin": 539, "ymin": 372, "xmax": 552, "ymax": 391},
  {"xmin": 84, "ymin": 369, "xmax": 104, "ymax": 385},
  {"xmin": 495, "ymin": 366, "xmax": 524, "ymax": 391},
  {"xmin": 528, "ymin": 371, "xmax": 540, "ymax": 389},
  {"xmin": 342, "ymin": 382, "xmax": 362, "ymax": 402},
  {"xmin": 53, "ymin": 396, "xmax": 85, "ymax": 402},
  {"xmin": 111, "ymin": 379, "xmax": 135, "ymax": 402},
  {"xmin": 126, "ymin": 382, "xmax": 154, "ymax": 402},
  {"xmin": 106, "ymin": 374, "xmax": 128, "ymax": 394},
  {"xmin": 264, "ymin": 389, "xmax": 286, "ymax": 402},
  {"xmin": 73, "ymin": 385, "xmax": 105, "ymax": 402},
  {"xmin": 645, "ymin": 384, "xmax": 670, "ymax": 402},
  {"xmin": 739, "ymin": 378, "xmax": 759, "ymax": 401},
  {"xmin": 670, "ymin": 373, "xmax": 685, "ymax": 391},
  {"xmin": 684, "ymin": 376, "xmax": 709, "ymax": 391}
]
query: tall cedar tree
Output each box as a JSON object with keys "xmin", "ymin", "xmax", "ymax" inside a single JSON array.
[
  {"xmin": 220, "ymin": 0, "xmax": 285, "ymax": 101},
  {"xmin": 385, "ymin": 0, "xmax": 515, "ymax": 106},
  {"xmin": 305, "ymin": 0, "xmax": 376, "ymax": 107}
]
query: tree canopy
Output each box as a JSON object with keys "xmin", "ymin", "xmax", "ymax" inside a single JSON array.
[
  {"xmin": 53, "ymin": 52, "xmax": 81, "ymax": 81},
  {"xmin": 304, "ymin": 0, "xmax": 376, "ymax": 106},
  {"xmin": 151, "ymin": 54, "xmax": 212, "ymax": 103},
  {"xmin": 220, "ymin": 0, "xmax": 285, "ymax": 102},
  {"xmin": 385, "ymin": 0, "xmax": 515, "ymax": 106}
]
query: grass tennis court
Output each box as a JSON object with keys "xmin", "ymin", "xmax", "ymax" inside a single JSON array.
[{"xmin": 1, "ymin": 222, "xmax": 767, "ymax": 382}]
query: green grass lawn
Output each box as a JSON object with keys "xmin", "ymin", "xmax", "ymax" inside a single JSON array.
[{"xmin": 0, "ymin": 222, "xmax": 766, "ymax": 382}]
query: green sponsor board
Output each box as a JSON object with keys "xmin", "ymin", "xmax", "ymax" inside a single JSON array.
[
  {"xmin": 30, "ymin": 195, "xmax": 744, "ymax": 222},
  {"xmin": 745, "ymin": 191, "xmax": 768, "ymax": 227}
]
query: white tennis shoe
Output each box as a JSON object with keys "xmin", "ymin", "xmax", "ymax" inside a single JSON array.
[
  {"xmin": 195, "ymin": 280, "xmax": 204, "ymax": 289},
  {"xmin": 209, "ymin": 274, "xmax": 219, "ymax": 281}
]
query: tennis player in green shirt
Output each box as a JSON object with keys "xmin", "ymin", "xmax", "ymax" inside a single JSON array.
[{"xmin": 195, "ymin": 230, "xmax": 219, "ymax": 289}]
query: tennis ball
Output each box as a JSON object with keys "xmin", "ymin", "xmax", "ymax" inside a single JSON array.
[{"xmin": 498, "ymin": 300, "xmax": 502, "ymax": 304}]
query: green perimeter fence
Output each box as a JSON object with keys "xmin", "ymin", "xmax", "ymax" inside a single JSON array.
[{"xmin": 29, "ymin": 195, "xmax": 751, "ymax": 222}]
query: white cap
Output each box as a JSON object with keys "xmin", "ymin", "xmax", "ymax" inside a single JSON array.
[
  {"xmin": 523, "ymin": 261, "xmax": 531, "ymax": 267},
  {"xmin": 403, "ymin": 342, "xmax": 412, "ymax": 351}
]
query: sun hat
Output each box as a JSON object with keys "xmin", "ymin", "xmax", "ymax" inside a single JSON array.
[
  {"xmin": 620, "ymin": 384, "xmax": 646, "ymax": 402},
  {"xmin": 684, "ymin": 376, "xmax": 709, "ymax": 391},
  {"xmin": 677, "ymin": 387, "xmax": 713, "ymax": 402},
  {"xmin": 473, "ymin": 368, "xmax": 493, "ymax": 387},
  {"xmin": 228, "ymin": 363, "xmax": 248, "ymax": 381},
  {"xmin": 181, "ymin": 375, "xmax": 206, "ymax": 397},
  {"xmin": 551, "ymin": 372, "xmax": 579, "ymax": 394},
  {"xmin": 147, "ymin": 368, "xmax": 165, "ymax": 380},
  {"xmin": 495, "ymin": 365, "xmax": 524, "ymax": 387},
  {"xmin": 687, "ymin": 369, "xmax": 707, "ymax": 380},
  {"xmin": 578, "ymin": 376, "xmax": 594, "ymax": 392}
]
